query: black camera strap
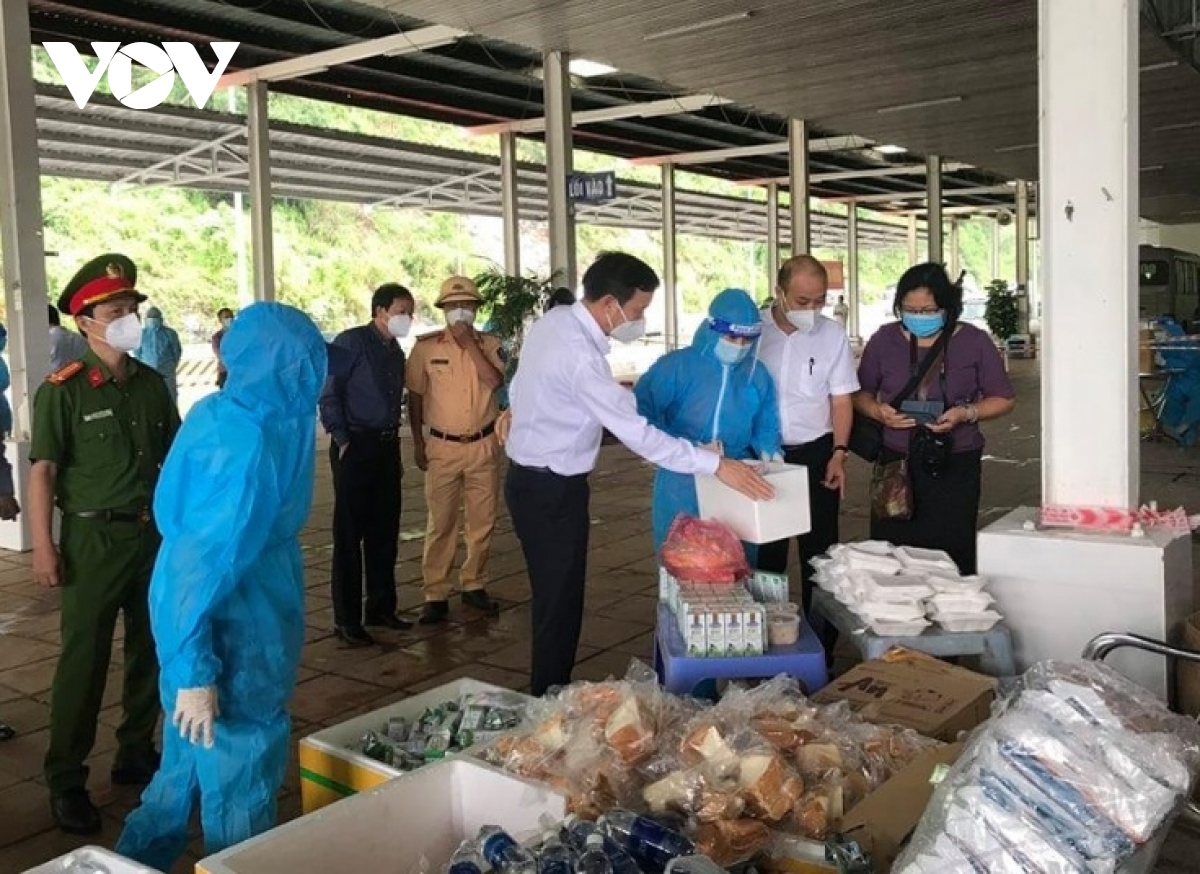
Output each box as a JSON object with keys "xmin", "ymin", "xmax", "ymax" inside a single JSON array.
[{"xmin": 893, "ymin": 330, "xmax": 949, "ymax": 408}]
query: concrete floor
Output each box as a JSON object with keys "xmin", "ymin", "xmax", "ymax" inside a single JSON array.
[{"xmin": 0, "ymin": 359, "xmax": 1197, "ymax": 872}]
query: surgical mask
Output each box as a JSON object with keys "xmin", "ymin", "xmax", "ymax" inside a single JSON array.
[
  {"xmin": 902, "ymin": 312, "xmax": 945, "ymax": 338},
  {"xmin": 781, "ymin": 299, "xmax": 818, "ymax": 333},
  {"xmin": 608, "ymin": 305, "xmax": 646, "ymax": 344},
  {"xmin": 714, "ymin": 338, "xmax": 750, "ymax": 366},
  {"xmin": 446, "ymin": 307, "xmax": 476, "ymax": 326},
  {"xmin": 386, "ymin": 314, "xmax": 412, "ymax": 338},
  {"xmin": 99, "ymin": 313, "xmax": 143, "ymax": 352}
]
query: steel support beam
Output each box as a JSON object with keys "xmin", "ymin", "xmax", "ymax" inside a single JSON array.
[
  {"xmin": 789, "ymin": 119, "xmax": 810, "ymax": 254},
  {"xmin": 907, "ymin": 214, "xmax": 919, "ymax": 262},
  {"xmin": 544, "ymin": 51, "xmax": 576, "ymax": 289},
  {"xmin": 847, "ymin": 201, "xmax": 860, "ymax": 339},
  {"xmin": 246, "ymin": 81, "xmax": 274, "ymax": 302},
  {"xmin": 662, "ymin": 164, "xmax": 678, "ymax": 350},
  {"xmin": 926, "ymin": 155, "xmax": 944, "ymax": 264},
  {"xmin": 1016, "ymin": 178, "xmax": 1031, "ymax": 333},
  {"xmin": 469, "ymin": 94, "xmax": 731, "ymax": 135},
  {"xmin": 500, "ymin": 131, "xmax": 521, "ymax": 277},
  {"xmin": 766, "ymin": 182, "xmax": 780, "ymax": 291}
]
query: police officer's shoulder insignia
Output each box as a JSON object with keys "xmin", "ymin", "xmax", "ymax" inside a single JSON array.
[
  {"xmin": 46, "ymin": 360, "xmax": 84, "ymax": 385},
  {"xmin": 87, "ymin": 367, "xmax": 106, "ymax": 389},
  {"xmin": 416, "ymin": 330, "xmax": 443, "ymax": 343}
]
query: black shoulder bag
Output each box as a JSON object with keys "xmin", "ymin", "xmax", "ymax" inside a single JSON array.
[{"xmin": 849, "ymin": 331, "xmax": 949, "ymax": 461}]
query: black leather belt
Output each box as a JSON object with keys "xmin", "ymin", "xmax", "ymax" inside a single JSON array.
[
  {"xmin": 72, "ymin": 508, "xmax": 152, "ymax": 524},
  {"xmin": 429, "ymin": 422, "xmax": 496, "ymax": 444}
]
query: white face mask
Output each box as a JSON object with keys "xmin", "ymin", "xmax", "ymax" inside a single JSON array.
[
  {"xmin": 386, "ymin": 314, "xmax": 412, "ymax": 339},
  {"xmin": 97, "ymin": 313, "xmax": 143, "ymax": 352},
  {"xmin": 782, "ymin": 301, "xmax": 818, "ymax": 333},
  {"xmin": 607, "ymin": 304, "xmax": 646, "ymax": 344},
  {"xmin": 446, "ymin": 307, "xmax": 476, "ymax": 326}
]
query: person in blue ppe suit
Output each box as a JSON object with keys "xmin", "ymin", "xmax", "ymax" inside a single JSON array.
[
  {"xmin": 635, "ymin": 288, "xmax": 782, "ymax": 552},
  {"xmin": 133, "ymin": 306, "xmax": 183, "ymax": 402},
  {"xmin": 116, "ymin": 302, "xmax": 329, "ymax": 869}
]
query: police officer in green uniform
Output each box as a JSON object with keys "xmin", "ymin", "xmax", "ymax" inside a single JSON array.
[{"xmin": 28, "ymin": 254, "xmax": 180, "ymax": 835}]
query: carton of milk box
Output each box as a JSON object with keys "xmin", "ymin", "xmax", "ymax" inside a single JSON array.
[{"xmin": 751, "ymin": 571, "xmax": 790, "ymax": 604}]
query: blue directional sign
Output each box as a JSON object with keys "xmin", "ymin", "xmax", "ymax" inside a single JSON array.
[{"xmin": 567, "ymin": 171, "xmax": 617, "ymax": 203}]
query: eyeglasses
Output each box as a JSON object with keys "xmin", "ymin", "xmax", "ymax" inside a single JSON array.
[{"xmin": 900, "ymin": 307, "xmax": 942, "ymax": 316}]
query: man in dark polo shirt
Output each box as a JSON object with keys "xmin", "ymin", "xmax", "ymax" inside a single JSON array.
[
  {"xmin": 319, "ymin": 283, "xmax": 415, "ymax": 646},
  {"xmin": 29, "ymin": 254, "xmax": 180, "ymax": 834}
]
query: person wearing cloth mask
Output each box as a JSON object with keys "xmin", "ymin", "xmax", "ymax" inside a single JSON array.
[
  {"xmin": 502, "ymin": 252, "xmax": 773, "ymax": 696},
  {"xmin": 634, "ymin": 288, "xmax": 782, "ymax": 554},
  {"xmin": 407, "ymin": 276, "xmax": 505, "ymax": 624},
  {"xmin": 29, "ymin": 254, "xmax": 180, "ymax": 834},
  {"xmin": 116, "ymin": 303, "xmax": 329, "ymax": 869},
  {"xmin": 319, "ymin": 283, "xmax": 415, "ymax": 646},
  {"xmin": 134, "ymin": 306, "xmax": 183, "ymax": 402},
  {"xmin": 212, "ymin": 307, "xmax": 235, "ymax": 388},
  {"xmin": 854, "ymin": 262, "xmax": 1015, "ymax": 574},
  {"xmin": 756, "ymin": 256, "xmax": 859, "ymax": 627}
]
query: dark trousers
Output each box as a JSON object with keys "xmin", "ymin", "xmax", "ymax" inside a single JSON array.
[
  {"xmin": 330, "ymin": 431, "xmax": 401, "ymax": 626},
  {"xmin": 757, "ymin": 433, "xmax": 840, "ymax": 613},
  {"xmin": 505, "ymin": 463, "xmax": 590, "ymax": 697},
  {"xmin": 871, "ymin": 448, "xmax": 983, "ymax": 574},
  {"xmin": 45, "ymin": 515, "xmax": 160, "ymax": 793}
]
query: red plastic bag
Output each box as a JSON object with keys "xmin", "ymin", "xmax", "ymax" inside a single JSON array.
[{"xmin": 660, "ymin": 514, "xmax": 749, "ymax": 583}]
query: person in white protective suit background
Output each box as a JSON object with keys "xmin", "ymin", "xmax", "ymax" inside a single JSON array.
[{"xmin": 116, "ymin": 302, "xmax": 329, "ymax": 868}]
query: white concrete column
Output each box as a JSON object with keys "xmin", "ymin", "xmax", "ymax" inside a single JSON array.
[
  {"xmin": 788, "ymin": 119, "xmax": 810, "ymax": 254},
  {"xmin": 543, "ymin": 50, "xmax": 576, "ymax": 289},
  {"xmin": 766, "ymin": 183, "xmax": 780, "ymax": 291},
  {"xmin": 948, "ymin": 219, "xmax": 961, "ymax": 278},
  {"xmin": 926, "ymin": 155, "xmax": 943, "ymax": 264},
  {"xmin": 227, "ymin": 88, "xmax": 250, "ymax": 308},
  {"xmin": 907, "ymin": 214, "xmax": 919, "ymax": 263},
  {"xmin": 1016, "ymin": 179, "xmax": 1031, "ymax": 333},
  {"xmin": 661, "ymin": 164, "xmax": 679, "ymax": 350},
  {"xmin": 847, "ymin": 201, "xmax": 860, "ymax": 339},
  {"xmin": 0, "ymin": 0, "xmax": 51, "ymax": 550},
  {"xmin": 246, "ymin": 81, "xmax": 275, "ymax": 302},
  {"xmin": 499, "ymin": 131, "xmax": 521, "ymax": 277},
  {"xmin": 991, "ymin": 218, "xmax": 1001, "ymax": 280},
  {"xmin": 1040, "ymin": 0, "xmax": 1137, "ymax": 508}
]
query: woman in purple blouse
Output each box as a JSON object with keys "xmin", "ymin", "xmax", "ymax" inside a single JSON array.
[{"xmin": 853, "ymin": 263, "xmax": 1016, "ymax": 573}]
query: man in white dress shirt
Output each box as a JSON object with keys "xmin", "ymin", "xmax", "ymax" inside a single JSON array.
[
  {"xmin": 756, "ymin": 256, "xmax": 859, "ymax": 630},
  {"xmin": 504, "ymin": 252, "xmax": 773, "ymax": 696}
]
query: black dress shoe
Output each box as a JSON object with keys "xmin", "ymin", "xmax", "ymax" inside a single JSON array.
[
  {"xmin": 334, "ymin": 624, "xmax": 375, "ymax": 647},
  {"xmin": 419, "ymin": 600, "xmax": 450, "ymax": 625},
  {"xmin": 364, "ymin": 613, "xmax": 413, "ymax": 631},
  {"xmin": 112, "ymin": 749, "xmax": 161, "ymax": 785},
  {"xmin": 0, "ymin": 719, "xmax": 14, "ymax": 741},
  {"xmin": 462, "ymin": 590, "xmax": 500, "ymax": 616},
  {"xmin": 51, "ymin": 788, "xmax": 102, "ymax": 835}
]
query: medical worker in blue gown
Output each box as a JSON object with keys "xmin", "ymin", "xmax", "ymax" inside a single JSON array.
[
  {"xmin": 635, "ymin": 288, "xmax": 782, "ymax": 552},
  {"xmin": 116, "ymin": 302, "xmax": 329, "ymax": 869}
]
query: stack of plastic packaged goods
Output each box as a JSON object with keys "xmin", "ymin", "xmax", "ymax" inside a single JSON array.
[{"xmin": 894, "ymin": 660, "xmax": 1200, "ymax": 873}]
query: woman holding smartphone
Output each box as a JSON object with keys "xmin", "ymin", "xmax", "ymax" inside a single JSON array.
[{"xmin": 853, "ymin": 263, "xmax": 1016, "ymax": 573}]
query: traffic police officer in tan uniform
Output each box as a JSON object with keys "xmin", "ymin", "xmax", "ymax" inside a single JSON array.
[
  {"xmin": 29, "ymin": 254, "xmax": 180, "ymax": 835},
  {"xmin": 407, "ymin": 276, "xmax": 506, "ymax": 623}
]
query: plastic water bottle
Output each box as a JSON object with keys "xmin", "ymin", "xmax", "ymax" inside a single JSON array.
[
  {"xmin": 574, "ymin": 833, "xmax": 614, "ymax": 874},
  {"xmin": 538, "ymin": 831, "xmax": 575, "ymax": 874},
  {"xmin": 478, "ymin": 825, "xmax": 538, "ymax": 874},
  {"xmin": 560, "ymin": 815, "xmax": 640, "ymax": 874},
  {"xmin": 599, "ymin": 809, "xmax": 696, "ymax": 872},
  {"xmin": 446, "ymin": 840, "xmax": 487, "ymax": 874}
]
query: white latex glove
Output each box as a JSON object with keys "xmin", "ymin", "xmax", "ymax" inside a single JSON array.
[
  {"xmin": 760, "ymin": 451, "xmax": 785, "ymax": 464},
  {"xmin": 173, "ymin": 686, "xmax": 219, "ymax": 748}
]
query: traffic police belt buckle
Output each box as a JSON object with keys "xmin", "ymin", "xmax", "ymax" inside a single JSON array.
[
  {"xmin": 73, "ymin": 507, "xmax": 152, "ymax": 525},
  {"xmin": 429, "ymin": 421, "xmax": 496, "ymax": 444}
]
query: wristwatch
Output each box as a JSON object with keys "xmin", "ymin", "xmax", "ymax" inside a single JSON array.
[{"xmin": 833, "ymin": 444, "xmax": 849, "ymax": 455}]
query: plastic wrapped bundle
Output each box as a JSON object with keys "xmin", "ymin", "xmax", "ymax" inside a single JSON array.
[
  {"xmin": 659, "ymin": 515, "xmax": 750, "ymax": 584},
  {"xmin": 895, "ymin": 660, "xmax": 1200, "ymax": 874}
]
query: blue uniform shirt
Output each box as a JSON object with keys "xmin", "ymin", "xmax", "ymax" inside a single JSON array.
[{"xmin": 318, "ymin": 324, "xmax": 405, "ymax": 446}]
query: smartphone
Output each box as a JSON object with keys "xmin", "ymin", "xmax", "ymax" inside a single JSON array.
[{"xmin": 899, "ymin": 399, "xmax": 945, "ymax": 425}]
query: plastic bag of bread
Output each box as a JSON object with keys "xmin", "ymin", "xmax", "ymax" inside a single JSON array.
[{"xmin": 693, "ymin": 817, "xmax": 771, "ymax": 866}]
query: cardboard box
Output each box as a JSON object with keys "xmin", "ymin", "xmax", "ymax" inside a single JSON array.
[
  {"xmin": 812, "ymin": 648, "xmax": 996, "ymax": 742},
  {"xmin": 197, "ymin": 758, "xmax": 566, "ymax": 874},
  {"xmin": 25, "ymin": 847, "xmax": 160, "ymax": 874},
  {"xmin": 297, "ymin": 678, "xmax": 532, "ymax": 813},
  {"xmin": 695, "ymin": 461, "xmax": 811, "ymax": 544}
]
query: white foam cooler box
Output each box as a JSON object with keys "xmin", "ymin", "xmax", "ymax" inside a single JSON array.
[
  {"xmin": 197, "ymin": 758, "xmax": 566, "ymax": 874},
  {"xmin": 695, "ymin": 461, "xmax": 810, "ymax": 544},
  {"xmin": 23, "ymin": 847, "xmax": 160, "ymax": 874},
  {"xmin": 298, "ymin": 678, "xmax": 534, "ymax": 813}
]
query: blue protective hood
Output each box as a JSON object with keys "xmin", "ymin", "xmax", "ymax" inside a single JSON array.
[
  {"xmin": 221, "ymin": 303, "xmax": 327, "ymax": 415},
  {"xmin": 692, "ymin": 288, "xmax": 763, "ymax": 363}
]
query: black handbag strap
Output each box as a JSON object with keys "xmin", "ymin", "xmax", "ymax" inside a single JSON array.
[{"xmin": 891, "ymin": 330, "xmax": 949, "ymax": 408}]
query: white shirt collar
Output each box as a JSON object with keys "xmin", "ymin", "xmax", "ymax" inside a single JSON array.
[{"xmin": 570, "ymin": 300, "xmax": 611, "ymax": 354}]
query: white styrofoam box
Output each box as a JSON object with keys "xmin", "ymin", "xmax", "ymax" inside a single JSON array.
[
  {"xmin": 978, "ymin": 507, "xmax": 1194, "ymax": 699},
  {"xmin": 301, "ymin": 678, "xmax": 533, "ymax": 783},
  {"xmin": 695, "ymin": 461, "xmax": 810, "ymax": 544},
  {"xmin": 197, "ymin": 758, "xmax": 567, "ymax": 874},
  {"xmin": 24, "ymin": 847, "xmax": 160, "ymax": 874}
]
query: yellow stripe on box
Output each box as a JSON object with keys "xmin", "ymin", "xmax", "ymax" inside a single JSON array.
[{"xmin": 298, "ymin": 743, "xmax": 392, "ymax": 813}]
